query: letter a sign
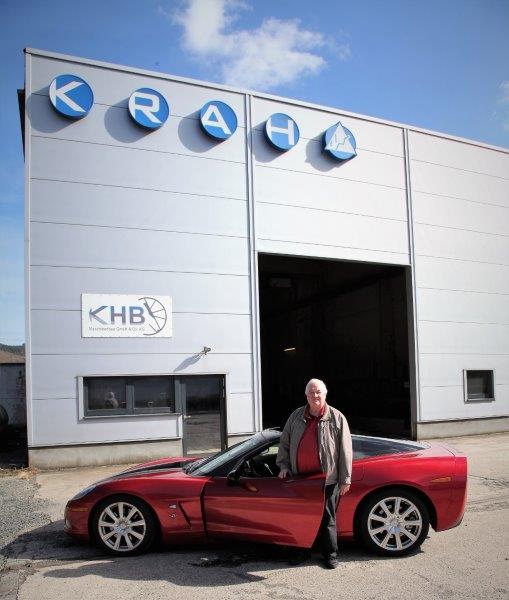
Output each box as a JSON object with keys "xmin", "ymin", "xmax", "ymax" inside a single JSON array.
[{"xmin": 200, "ymin": 100, "xmax": 238, "ymax": 140}]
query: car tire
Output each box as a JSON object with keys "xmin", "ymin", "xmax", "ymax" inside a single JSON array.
[
  {"xmin": 92, "ymin": 495, "xmax": 157, "ymax": 556},
  {"xmin": 357, "ymin": 488, "xmax": 430, "ymax": 556}
]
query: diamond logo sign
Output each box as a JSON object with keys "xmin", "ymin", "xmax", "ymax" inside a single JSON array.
[{"xmin": 323, "ymin": 121, "xmax": 357, "ymax": 161}]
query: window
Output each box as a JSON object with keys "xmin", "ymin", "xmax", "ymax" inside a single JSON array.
[
  {"xmin": 84, "ymin": 376, "xmax": 176, "ymax": 417},
  {"xmin": 463, "ymin": 370, "xmax": 495, "ymax": 403}
]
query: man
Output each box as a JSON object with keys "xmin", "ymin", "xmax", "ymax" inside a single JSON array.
[{"xmin": 276, "ymin": 378, "xmax": 353, "ymax": 569}]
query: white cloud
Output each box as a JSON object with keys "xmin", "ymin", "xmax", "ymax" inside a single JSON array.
[
  {"xmin": 498, "ymin": 81, "xmax": 509, "ymax": 132},
  {"xmin": 499, "ymin": 81, "xmax": 509, "ymax": 103},
  {"xmin": 171, "ymin": 0, "xmax": 349, "ymax": 90}
]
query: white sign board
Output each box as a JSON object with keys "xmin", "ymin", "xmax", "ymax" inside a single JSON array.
[{"xmin": 82, "ymin": 294, "xmax": 172, "ymax": 338}]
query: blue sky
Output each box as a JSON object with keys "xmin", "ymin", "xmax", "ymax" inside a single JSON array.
[{"xmin": 1, "ymin": 0, "xmax": 508, "ymax": 345}]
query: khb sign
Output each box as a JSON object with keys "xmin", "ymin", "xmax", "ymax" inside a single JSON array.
[{"xmin": 82, "ymin": 294, "xmax": 172, "ymax": 338}]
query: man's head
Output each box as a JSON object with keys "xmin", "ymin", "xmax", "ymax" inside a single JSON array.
[{"xmin": 305, "ymin": 379, "xmax": 328, "ymax": 415}]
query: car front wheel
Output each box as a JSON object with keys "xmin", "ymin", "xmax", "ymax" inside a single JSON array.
[
  {"xmin": 92, "ymin": 495, "xmax": 156, "ymax": 555},
  {"xmin": 358, "ymin": 489, "xmax": 430, "ymax": 556}
]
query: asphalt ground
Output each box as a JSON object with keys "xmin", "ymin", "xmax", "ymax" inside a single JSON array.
[{"xmin": 0, "ymin": 432, "xmax": 508, "ymax": 600}]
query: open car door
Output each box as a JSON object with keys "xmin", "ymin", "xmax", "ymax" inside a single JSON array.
[{"xmin": 203, "ymin": 472, "xmax": 326, "ymax": 548}]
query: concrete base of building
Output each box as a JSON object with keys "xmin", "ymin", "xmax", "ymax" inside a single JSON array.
[
  {"xmin": 416, "ymin": 416, "xmax": 509, "ymax": 439},
  {"xmin": 29, "ymin": 438, "xmax": 183, "ymax": 469},
  {"xmin": 227, "ymin": 432, "xmax": 255, "ymax": 446}
]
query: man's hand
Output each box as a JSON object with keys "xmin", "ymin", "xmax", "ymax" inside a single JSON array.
[
  {"xmin": 339, "ymin": 484, "xmax": 350, "ymax": 495},
  {"xmin": 278, "ymin": 468, "xmax": 290, "ymax": 479}
]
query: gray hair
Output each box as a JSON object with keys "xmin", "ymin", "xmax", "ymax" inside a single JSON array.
[{"xmin": 305, "ymin": 378, "xmax": 327, "ymax": 394}]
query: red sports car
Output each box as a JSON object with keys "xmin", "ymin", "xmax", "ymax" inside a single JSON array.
[{"xmin": 65, "ymin": 430, "xmax": 467, "ymax": 557}]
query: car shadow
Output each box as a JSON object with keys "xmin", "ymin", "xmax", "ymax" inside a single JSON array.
[{"xmin": 2, "ymin": 521, "xmax": 420, "ymax": 587}]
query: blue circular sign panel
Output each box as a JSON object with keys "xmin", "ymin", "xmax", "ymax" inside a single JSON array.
[
  {"xmin": 199, "ymin": 101, "xmax": 238, "ymax": 140},
  {"xmin": 128, "ymin": 88, "xmax": 169, "ymax": 130},
  {"xmin": 323, "ymin": 122, "xmax": 357, "ymax": 161},
  {"xmin": 264, "ymin": 113, "xmax": 300, "ymax": 151},
  {"xmin": 49, "ymin": 74, "xmax": 94, "ymax": 119}
]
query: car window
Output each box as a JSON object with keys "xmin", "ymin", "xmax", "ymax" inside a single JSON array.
[
  {"xmin": 190, "ymin": 435, "xmax": 265, "ymax": 475},
  {"xmin": 353, "ymin": 436, "xmax": 428, "ymax": 459},
  {"xmin": 239, "ymin": 443, "xmax": 280, "ymax": 478}
]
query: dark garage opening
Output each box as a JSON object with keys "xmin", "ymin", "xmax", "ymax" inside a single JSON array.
[{"xmin": 258, "ymin": 254, "xmax": 412, "ymax": 438}]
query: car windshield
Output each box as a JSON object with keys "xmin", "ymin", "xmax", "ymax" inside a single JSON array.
[{"xmin": 187, "ymin": 434, "xmax": 266, "ymax": 476}]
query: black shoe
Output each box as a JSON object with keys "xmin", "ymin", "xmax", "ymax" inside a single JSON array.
[
  {"xmin": 288, "ymin": 550, "xmax": 310, "ymax": 565},
  {"xmin": 323, "ymin": 554, "xmax": 338, "ymax": 569}
]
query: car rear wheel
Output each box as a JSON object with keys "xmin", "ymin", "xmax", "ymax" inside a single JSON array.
[
  {"xmin": 358, "ymin": 489, "xmax": 430, "ymax": 556},
  {"xmin": 92, "ymin": 495, "xmax": 156, "ymax": 556}
]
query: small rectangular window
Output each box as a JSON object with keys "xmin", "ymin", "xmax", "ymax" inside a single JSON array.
[
  {"xmin": 84, "ymin": 376, "xmax": 176, "ymax": 417},
  {"xmin": 132, "ymin": 376, "xmax": 174, "ymax": 414},
  {"xmin": 463, "ymin": 370, "xmax": 495, "ymax": 403}
]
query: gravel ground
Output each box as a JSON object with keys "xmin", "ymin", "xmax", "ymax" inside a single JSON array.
[{"xmin": 0, "ymin": 471, "xmax": 52, "ymax": 572}]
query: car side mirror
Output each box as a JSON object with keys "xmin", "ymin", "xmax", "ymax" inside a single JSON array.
[{"xmin": 227, "ymin": 469, "xmax": 240, "ymax": 486}]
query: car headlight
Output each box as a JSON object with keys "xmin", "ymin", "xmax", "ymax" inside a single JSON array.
[{"xmin": 71, "ymin": 484, "xmax": 97, "ymax": 501}]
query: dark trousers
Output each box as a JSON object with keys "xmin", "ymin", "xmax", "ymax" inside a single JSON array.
[{"xmin": 315, "ymin": 483, "xmax": 340, "ymax": 557}]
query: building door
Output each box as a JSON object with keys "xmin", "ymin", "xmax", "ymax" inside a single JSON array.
[
  {"xmin": 258, "ymin": 254, "xmax": 413, "ymax": 438},
  {"xmin": 179, "ymin": 375, "xmax": 227, "ymax": 456}
]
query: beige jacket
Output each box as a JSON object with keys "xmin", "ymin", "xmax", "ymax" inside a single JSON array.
[{"xmin": 276, "ymin": 404, "xmax": 353, "ymax": 484}]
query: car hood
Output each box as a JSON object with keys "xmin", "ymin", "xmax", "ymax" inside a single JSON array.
[{"xmin": 121, "ymin": 456, "xmax": 198, "ymax": 474}]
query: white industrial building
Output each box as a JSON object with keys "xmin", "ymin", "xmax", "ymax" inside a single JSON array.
[{"xmin": 21, "ymin": 48, "xmax": 509, "ymax": 468}]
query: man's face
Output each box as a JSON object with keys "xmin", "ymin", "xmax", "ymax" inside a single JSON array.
[{"xmin": 306, "ymin": 383, "xmax": 327, "ymax": 414}]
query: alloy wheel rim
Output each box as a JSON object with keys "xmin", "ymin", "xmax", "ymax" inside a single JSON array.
[
  {"xmin": 367, "ymin": 496, "xmax": 423, "ymax": 551},
  {"xmin": 98, "ymin": 501, "xmax": 146, "ymax": 551}
]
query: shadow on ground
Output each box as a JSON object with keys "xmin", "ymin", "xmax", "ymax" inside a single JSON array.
[
  {"xmin": 2, "ymin": 520, "xmax": 407, "ymax": 588},
  {"xmin": 0, "ymin": 426, "xmax": 28, "ymax": 471}
]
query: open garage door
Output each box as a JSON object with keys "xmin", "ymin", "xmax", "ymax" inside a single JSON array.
[{"xmin": 258, "ymin": 254, "xmax": 413, "ymax": 438}]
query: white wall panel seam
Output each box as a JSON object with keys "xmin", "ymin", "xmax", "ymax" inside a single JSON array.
[
  {"xmin": 30, "ymin": 220, "xmax": 248, "ymax": 240},
  {"xmin": 31, "ymin": 177, "xmax": 247, "ymax": 202},
  {"xmin": 31, "ymin": 308, "xmax": 251, "ymax": 315},
  {"xmin": 419, "ymin": 319, "xmax": 509, "ymax": 325},
  {"xmin": 417, "ymin": 286, "xmax": 509, "ymax": 296},
  {"xmin": 413, "ymin": 189, "xmax": 508, "ymax": 209},
  {"xmin": 258, "ymin": 237, "xmax": 409, "ymax": 254},
  {"xmin": 32, "ymin": 134, "xmax": 247, "ymax": 166},
  {"xmin": 421, "ymin": 384, "xmax": 509, "ymax": 388},
  {"xmin": 30, "ymin": 264, "xmax": 249, "ymax": 277},
  {"xmin": 257, "ymin": 201, "xmax": 407, "ymax": 224},
  {"xmin": 31, "ymin": 352, "xmax": 254, "ymax": 356},
  {"xmin": 416, "ymin": 254, "xmax": 509, "ymax": 267},
  {"xmin": 411, "ymin": 157, "xmax": 509, "ymax": 182},
  {"xmin": 414, "ymin": 221, "xmax": 509, "ymax": 239},
  {"xmin": 256, "ymin": 164, "xmax": 405, "ymax": 191},
  {"xmin": 25, "ymin": 51, "xmax": 34, "ymax": 446},
  {"xmin": 420, "ymin": 352, "xmax": 509, "ymax": 356},
  {"xmin": 251, "ymin": 129, "xmax": 404, "ymax": 159},
  {"xmin": 30, "ymin": 91, "xmax": 246, "ymax": 124},
  {"xmin": 30, "ymin": 437, "xmax": 184, "ymax": 448},
  {"xmin": 404, "ymin": 129, "xmax": 422, "ymax": 426}
]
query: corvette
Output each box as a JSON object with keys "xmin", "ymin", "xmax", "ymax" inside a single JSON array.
[{"xmin": 65, "ymin": 430, "xmax": 467, "ymax": 557}]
